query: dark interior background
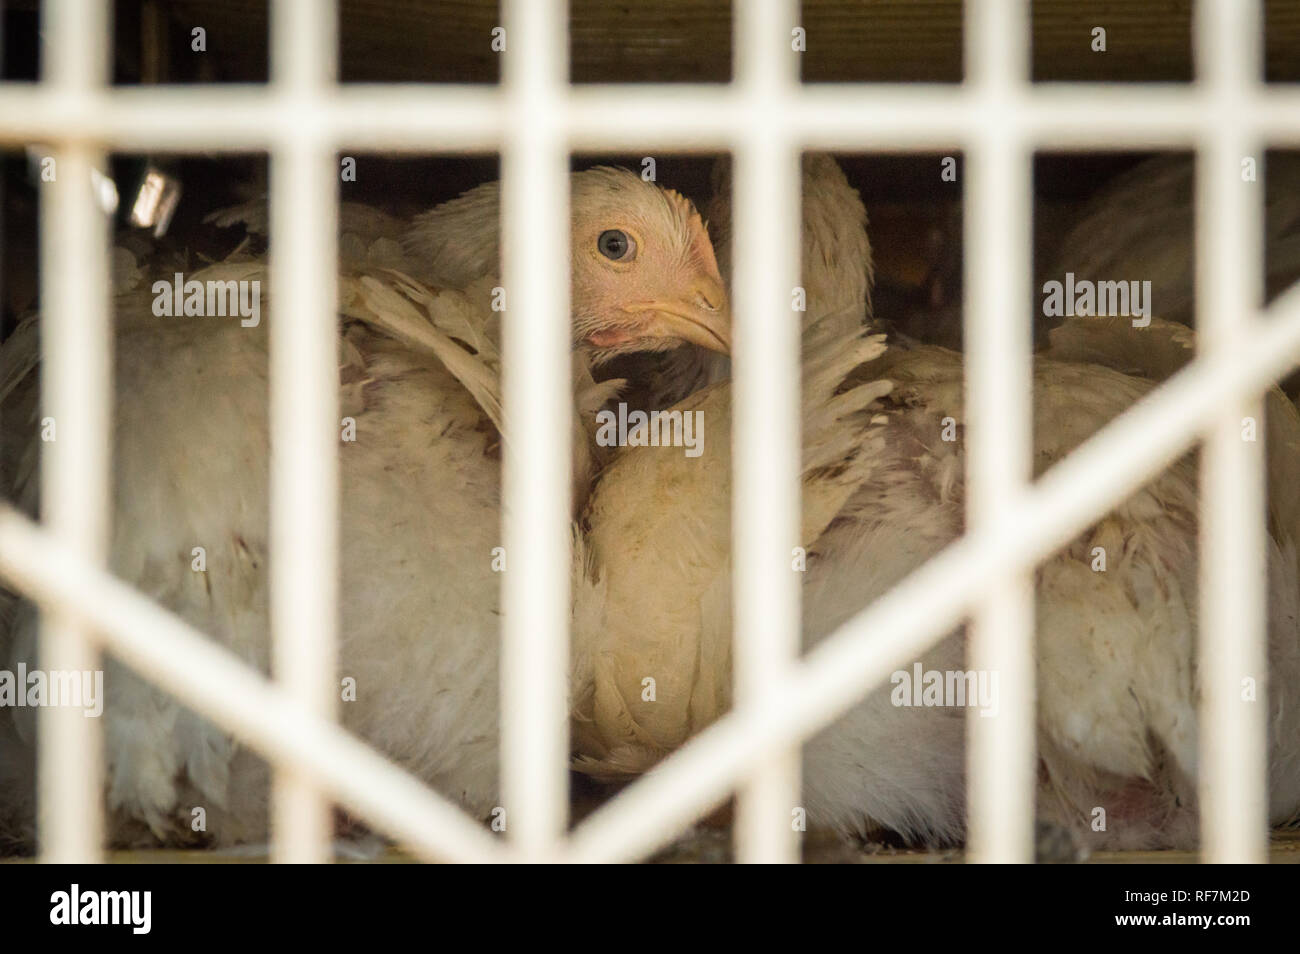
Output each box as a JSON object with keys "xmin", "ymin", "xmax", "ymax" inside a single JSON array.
[{"xmin": 4, "ymin": 1, "xmax": 1296, "ymax": 85}]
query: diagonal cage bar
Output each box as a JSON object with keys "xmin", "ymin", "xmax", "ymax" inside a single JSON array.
[
  {"xmin": 563, "ymin": 282, "xmax": 1300, "ymax": 864},
  {"xmin": 0, "ymin": 505, "xmax": 513, "ymax": 864}
]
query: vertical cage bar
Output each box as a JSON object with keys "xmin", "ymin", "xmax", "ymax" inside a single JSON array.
[
  {"xmin": 731, "ymin": 0, "xmax": 802, "ymax": 864},
  {"xmin": 500, "ymin": 0, "xmax": 571, "ymax": 859},
  {"xmin": 36, "ymin": 0, "xmax": 111, "ymax": 864},
  {"xmin": 268, "ymin": 0, "xmax": 339, "ymax": 863},
  {"xmin": 1194, "ymin": 0, "xmax": 1268, "ymax": 863},
  {"xmin": 963, "ymin": 0, "xmax": 1036, "ymax": 863}
]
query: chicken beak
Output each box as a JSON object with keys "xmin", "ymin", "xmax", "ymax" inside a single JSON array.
[{"xmin": 651, "ymin": 276, "xmax": 731, "ymax": 355}]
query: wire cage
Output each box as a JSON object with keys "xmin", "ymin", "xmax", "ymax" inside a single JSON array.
[{"xmin": 0, "ymin": 0, "xmax": 1298, "ymax": 864}]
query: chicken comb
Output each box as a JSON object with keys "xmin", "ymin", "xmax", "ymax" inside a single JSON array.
[{"xmin": 662, "ymin": 187, "xmax": 721, "ymax": 279}]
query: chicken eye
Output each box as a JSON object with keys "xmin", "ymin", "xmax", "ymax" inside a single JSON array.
[{"xmin": 597, "ymin": 229, "xmax": 635, "ymax": 261}]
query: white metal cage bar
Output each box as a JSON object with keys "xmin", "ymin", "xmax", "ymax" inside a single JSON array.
[
  {"xmin": 266, "ymin": 0, "xmax": 341, "ymax": 864},
  {"xmin": 0, "ymin": 508, "xmax": 509, "ymax": 862},
  {"xmin": 962, "ymin": 0, "xmax": 1036, "ymax": 864},
  {"xmin": 6, "ymin": 84, "xmax": 1300, "ymax": 153},
  {"xmin": 36, "ymin": 0, "xmax": 111, "ymax": 865},
  {"xmin": 499, "ymin": 0, "xmax": 573, "ymax": 860},
  {"xmin": 0, "ymin": 0, "xmax": 1292, "ymax": 864},
  {"xmin": 1194, "ymin": 0, "xmax": 1269, "ymax": 862},
  {"xmin": 730, "ymin": 0, "xmax": 803, "ymax": 866}
]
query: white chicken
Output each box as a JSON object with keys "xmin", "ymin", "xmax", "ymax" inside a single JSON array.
[
  {"xmin": 600, "ymin": 154, "xmax": 873, "ymax": 412},
  {"xmin": 571, "ymin": 155, "xmax": 1300, "ymax": 853},
  {"xmin": 0, "ymin": 167, "xmax": 729, "ymax": 850},
  {"xmin": 808, "ymin": 345, "xmax": 1300, "ymax": 851},
  {"xmin": 1041, "ymin": 153, "xmax": 1300, "ymax": 334},
  {"xmin": 1040, "ymin": 152, "xmax": 1300, "ymax": 400}
]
